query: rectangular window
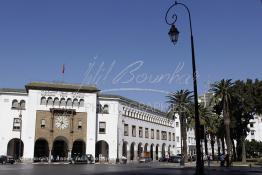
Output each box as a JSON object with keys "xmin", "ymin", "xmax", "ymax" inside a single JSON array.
[
  {"xmin": 250, "ymin": 123, "xmax": 254, "ymax": 128},
  {"xmin": 161, "ymin": 131, "xmax": 167, "ymax": 140},
  {"xmin": 41, "ymin": 119, "xmax": 46, "ymax": 128},
  {"xmin": 156, "ymin": 130, "xmax": 160, "ymax": 140},
  {"xmin": 99, "ymin": 122, "xmax": 106, "ymax": 134},
  {"xmin": 124, "ymin": 124, "xmax": 129, "ymax": 136},
  {"xmin": 176, "ymin": 136, "xmax": 179, "ymax": 143},
  {"xmin": 132, "ymin": 125, "xmax": 136, "ymax": 137},
  {"xmin": 145, "ymin": 128, "xmax": 149, "ymax": 138},
  {"xmin": 151, "ymin": 129, "xmax": 154, "ymax": 139},
  {"xmin": 176, "ymin": 122, "xmax": 179, "ymax": 127},
  {"xmin": 251, "ymin": 130, "xmax": 255, "ymax": 135},
  {"xmin": 78, "ymin": 120, "xmax": 82, "ymax": 129},
  {"xmin": 139, "ymin": 127, "xmax": 143, "ymax": 138},
  {"xmin": 172, "ymin": 133, "xmax": 175, "ymax": 141},
  {"xmin": 168, "ymin": 132, "xmax": 171, "ymax": 141},
  {"xmin": 13, "ymin": 118, "xmax": 21, "ymax": 130}
]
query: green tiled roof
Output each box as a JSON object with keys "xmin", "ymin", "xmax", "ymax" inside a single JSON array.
[
  {"xmin": 99, "ymin": 93, "xmax": 167, "ymax": 116},
  {"xmin": 0, "ymin": 88, "xmax": 27, "ymax": 94},
  {"xmin": 25, "ymin": 82, "xmax": 99, "ymax": 93}
]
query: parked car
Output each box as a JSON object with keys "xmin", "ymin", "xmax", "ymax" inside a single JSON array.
[
  {"xmin": 70, "ymin": 154, "xmax": 94, "ymax": 164},
  {"xmin": 168, "ymin": 156, "xmax": 182, "ymax": 163},
  {"xmin": 139, "ymin": 157, "xmax": 152, "ymax": 163},
  {"xmin": 188, "ymin": 155, "xmax": 196, "ymax": 162},
  {"xmin": 159, "ymin": 157, "xmax": 169, "ymax": 162},
  {"xmin": 0, "ymin": 155, "xmax": 15, "ymax": 164}
]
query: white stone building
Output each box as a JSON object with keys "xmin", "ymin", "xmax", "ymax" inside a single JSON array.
[
  {"xmin": 246, "ymin": 115, "xmax": 262, "ymax": 141},
  {"xmin": 0, "ymin": 82, "xmax": 177, "ymax": 163}
]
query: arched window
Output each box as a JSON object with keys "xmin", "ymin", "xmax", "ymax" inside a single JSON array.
[
  {"xmin": 47, "ymin": 97, "xmax": 53, "ymax": 106},
  {"xmin": 97, "ymin": 103, "xmax": 103, "ymax": 113},
  {"xmin": 12, "ymin": 99, "xmax": 19, "ymax": 109},
  {"xmin": 60, "ymin": 98, "xmax": 66, "ymax": 107},
  {"xmin": 20, "ymin": 100, "xmax": 26, "ymax": 109},
  {"xmin": 54, "ymin": 98, "xmax": 59, "ymax": 106},
  {"xmin": 103, "ymin": 104, "xmax": 109, "ymax": 114},
  {"xmin": 79, "ymin": 99, "xmax": 84, "ymax": 107},
  {"xmin": 73, "ymin": 99, "xmax": 79, "ymax": 107},
  {"xmin": 67, "ymin": 98, "xmax": 72, "ymax": 107},
  {"xmin": 40, "ymin": 97, "xmax": 46, "ymax": 105}
]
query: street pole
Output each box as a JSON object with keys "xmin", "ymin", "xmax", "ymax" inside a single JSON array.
[{"xmin": 165, "ymin": 1, "xmax": 204, "ymax": 174}]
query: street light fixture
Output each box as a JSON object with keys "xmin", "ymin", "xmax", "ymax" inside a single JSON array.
[{"xmin": 165, "ymin": 1, "xmax": 204, "ymax": 175}]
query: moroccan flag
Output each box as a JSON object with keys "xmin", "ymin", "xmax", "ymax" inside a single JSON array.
[{"xmin": 62, "ymin": 64, "xmax": 65, "ymax": 74}]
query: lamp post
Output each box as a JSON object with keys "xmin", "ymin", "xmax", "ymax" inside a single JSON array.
[{"xmin": 165, "ymin": 1, "xmax": 204, "ymax": 175}]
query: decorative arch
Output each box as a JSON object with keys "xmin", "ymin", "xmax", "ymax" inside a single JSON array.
[
  {"xmin": 60, "ymin": 98, "xmax": 66, "ymax": 107},
  {"xmin": 66, "ymin": 98, "xmax": 72, "ymax": 107},
  {"xmin": 103, "ymin": 104, "xmax": 109, "ymax": 114},
  {"xmin": 54, "ymin": 98, "xmax": 59, "ymax": 106},
  {"xmin": 73, "ymin": 99, "xmax": 78, "ymax": 108},
  {"xmin": 47, "ymin": 97, "xmax": 53, "ymax": 106},
  {"xmin": 7, "ymin": 138, "xmax": 24, "ymax": 160},
  {"xmin": 122, "ymin": 141, "xmax": 128, "ymax": 158},
  {"xmin": 79, "ymin": 99, "xmax": 84, "ymax": 107},
  {"xmin": 52, "ymin": 136, "xmax": 69, "ymax": 161},
  {"xmin": 34, "ymin": 138, "xmax": 49, "ymax": 161},
  {"xmin": 137, "ymin": 142, "xmax": 143, "ymax": 158},
  {"xmin": 95, "ymin": 140, "xmax": 109, "ymax": 162},
  {"xmin": 130, "ymin": 142, "xmax": 136, "ymax": 161},
  {"xmin": 11, "ymin": 99, "xmax": 19, "ymax": 109},
  {"xmin": 40, "ymin": 97, "xmax": 46, "ymax": 105},
  {"xmin": 20, "ymin": 100, "xmax": 26, "ymax": 109},
  {"xmin": 72, "ymin": 139, "xmax": 86, "ymax": 157},
  {"xmin": 156, "ymin": 144, "xmax": 159, "ymax": 160},
  {"xmin": 150, "ymin": 144, "xmax": 154, "ymax": 160}
]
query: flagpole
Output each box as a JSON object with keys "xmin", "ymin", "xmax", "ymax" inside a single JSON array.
[{"xmin": 62, "ymin": 64, "xmax": 65, "ymax": 83}]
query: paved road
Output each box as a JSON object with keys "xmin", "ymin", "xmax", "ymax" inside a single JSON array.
[{"xmin": 0, "ymin": 163, "xmax": 261, "ymax": 175}]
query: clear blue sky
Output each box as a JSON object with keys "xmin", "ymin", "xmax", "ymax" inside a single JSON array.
[{"xmin": 0, "ymin": 0, "xmax": 261, "ymax": 111}]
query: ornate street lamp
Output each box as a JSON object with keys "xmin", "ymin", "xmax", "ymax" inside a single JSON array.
[{"xmin": 165, "ymin": 1, "xmax": 204, "ymax": 175}]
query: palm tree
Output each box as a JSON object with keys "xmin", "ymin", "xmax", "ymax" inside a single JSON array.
[
  {"xmin": 210, "ymin": 79, "xmax": 234, "ymax": 165},
  {"xmin": 167, "ymin": 89, "xmax": 193, "ymax": 164}
]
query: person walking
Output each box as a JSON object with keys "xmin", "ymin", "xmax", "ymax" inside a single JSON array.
[{"xmin": 207, "ymin": 154, "xmax": 211, "ymax": 167}]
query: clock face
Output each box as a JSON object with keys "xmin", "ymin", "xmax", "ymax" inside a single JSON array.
[{"xmin": 55, "ymin": 116, "xmax": 69, "ymax": 130}]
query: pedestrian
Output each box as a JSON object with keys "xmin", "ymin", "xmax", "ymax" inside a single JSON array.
[
  {"xmin": 207, "ymin": 154, "xmax": 211, "ymax": 167},
  {"xmin": 220, "ymin": 154, "xmax": 225, "ymax": 167}
]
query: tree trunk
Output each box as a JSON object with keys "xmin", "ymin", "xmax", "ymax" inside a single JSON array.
[
  {"xmin": 204, "ymin": 133, "xmax": 208, "ymax": 155},
  {"xmin": 232, "ymin": 138, "xmax": 236, "ymax": 161},
  {"xmin": 180, "ymin": 115, "xmax": 188, "ymax": 164},
  {"xmin": 221, "ymin": 136, "xmax": 225, "ymax": 154},
  {"xmin": 217, "ymin": 136, "xmax": 221, "ymax": 156},
  {"xmin": 241, "ymin": 137, "xmax": 246, "ymax": 164},
  {"xmin": 223, "ymin": 102, "xmax": 232, "ymax": 166},
  {"xmin": 211, "ymin": 134, "xmax": 215, "ymax": 158}
]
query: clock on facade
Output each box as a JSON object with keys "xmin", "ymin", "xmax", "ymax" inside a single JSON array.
[{"xmin": 55, "ymin": 115, "xmax": 69, "ymax": 130}]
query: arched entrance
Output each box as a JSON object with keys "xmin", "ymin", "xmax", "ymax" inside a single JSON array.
[
  {"xmin": 95, "ymin": 140, "xmax": 109, "ymax": 162},
  {"xmin": 137, "ymin": 143, "xmax": 143, "ymax": 158},
  {"xmin": 122, "ymin": 141, "xmax": 128, "ymax": 157},
  {"xmin": 168, "ymin": 145, "xmax": 171, "ymax": 157},
  {"xmin": 130, "ymin": 142, "xmax": 135, "ymax": 161},
  {"xmin": 72, "ymin": 140, "xmax": 86, "ymax": 157},
  {"xmin": 162, "ymin": 143, "xmax": 166, "ymax": 158},
  {"xmin": 144, "ymin": 143, "xmax": 148, "ymax": 153},
  {"xmin": 156, "ymin": 144, "xmax": 159, "ymax": 160},
  {"xmin": 7, "ymin": 138, "xmax": 24, "ymax": 160},
  {"xmin": 150, "ymin": 144, "xmax": 154, "ymax": 160},
  {"xmin": 52, "ymin": 136, "xmax": 69, "ymax": 161},
  {"xmin": 34, "ymin": 138, "xmax": 49, "ymax": 161}
]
